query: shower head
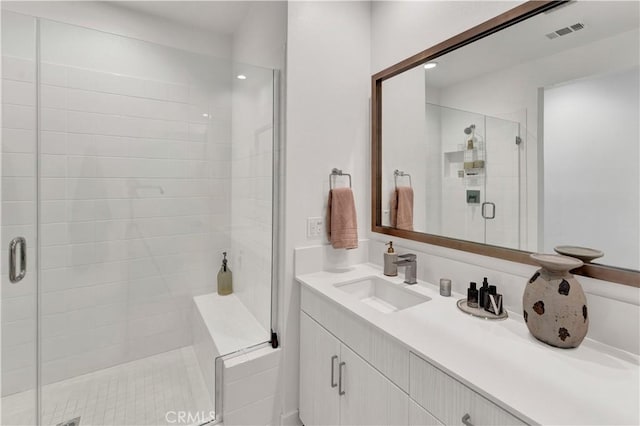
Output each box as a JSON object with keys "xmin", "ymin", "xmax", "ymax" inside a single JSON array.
[{"xmin": 464, "ymin": 124, "xmax": 476, "ymax": 135}]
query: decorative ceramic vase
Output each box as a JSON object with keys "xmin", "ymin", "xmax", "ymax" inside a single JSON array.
[{"xmin": 523, "ymin": 254, "xmax": 588, "ymax": 348}]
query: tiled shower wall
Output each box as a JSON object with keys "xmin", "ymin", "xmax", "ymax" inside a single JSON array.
[{"xmin": 2, "ymin": 17, "xmax": 232, "ymax": 395}]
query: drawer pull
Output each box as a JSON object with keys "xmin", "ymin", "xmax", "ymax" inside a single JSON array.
[
  {"xmin": 462, "ymin": 414, "xmax": 474, "ymax": 426},
  {"xmin": 338, "ymin": 361, "xmax": 346, "ymax": 395},
  {"xmin": 330, "ymin": 355, "xmax": 338, "ymax": 388}
]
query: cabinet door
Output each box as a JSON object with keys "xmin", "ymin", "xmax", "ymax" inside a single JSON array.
[
  {"xmin": 300, "ymin": 312, "xmax": 341, "ymax": 426},
  {"xmin": 409, "ymin": 400, "xmax": 443, "ymax": 426},
  {"xmin": 339, "ymin": 344, "xmax": 409, "ymax": 426}
]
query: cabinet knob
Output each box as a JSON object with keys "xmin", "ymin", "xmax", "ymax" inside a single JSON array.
[{"xmin": 462, "ymin": 413, "xmax": 474, "ymax": 426}]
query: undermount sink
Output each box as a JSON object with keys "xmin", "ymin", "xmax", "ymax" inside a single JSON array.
[{"xmin": 334, "ymin": 276, "xmax": 430, "ymax": 313}]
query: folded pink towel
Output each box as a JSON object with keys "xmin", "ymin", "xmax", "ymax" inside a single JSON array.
[
  {"xmin": 391, "ymin": 186, "xmax": 413, "ymax": 231},
  {"xmin": 327, "ymin": 188, "xmax": 358, "ymax": 249}
]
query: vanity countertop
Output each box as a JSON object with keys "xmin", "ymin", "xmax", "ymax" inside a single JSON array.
[{"xmin": 296, "ymin": 263, "xmax": 640, "ymax": 426}]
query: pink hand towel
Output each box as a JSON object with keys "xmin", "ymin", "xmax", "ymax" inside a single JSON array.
[
  {"xmin": 327, "ymin": 187, "xmax": 358, "ymax": 249},
  {"xmin": 391, "ymin": 186, "xmax": 413, "ymax": 231}
]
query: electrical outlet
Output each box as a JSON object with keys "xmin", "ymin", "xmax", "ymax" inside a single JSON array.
[{"xmin": 307, "ymin": 217, "xmax": 324, "ymax": 238}]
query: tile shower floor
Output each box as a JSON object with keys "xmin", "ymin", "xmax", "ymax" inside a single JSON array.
[{"xmin": 1, "ymin": 347, "xmax": 212, "ymax": 426}]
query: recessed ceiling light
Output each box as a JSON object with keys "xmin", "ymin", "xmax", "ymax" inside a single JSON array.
[
  {"xmin": 424, "ymin": 62, "xmax": 438, "ymax": 69},
  {"xmin": 237, "ymin": 74, "xmax": 247, "ymax": 80},
  {"xmin": 202, "ymin": 113, "xmax": 209, "ymax": 118}
]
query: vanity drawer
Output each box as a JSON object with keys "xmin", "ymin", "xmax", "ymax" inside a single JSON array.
[{"xmin": 409, "ymin": 353, "xmax": 527, "ymax": 426}]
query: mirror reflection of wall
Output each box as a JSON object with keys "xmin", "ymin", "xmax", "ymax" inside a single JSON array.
[
  {"xmin": 543, "ymin": 67, "xmax": 639, "ymax": 270},
  {"xmin": 379, "ymin": 0, "xmax": 639, "ymax": 271}
]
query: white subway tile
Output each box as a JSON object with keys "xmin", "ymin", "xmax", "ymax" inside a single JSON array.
[
  {"xmin": 3, "ymin": 57, "xmax": 36, "ymax": 82},
  {"xmin": 2, "ymin": 319, "xmax": 36, "ymax": 347},
  {"xmin": 67, "ymin": 67, "xmax": 97, "ymax": 91},
  {"xmin": 2, "ymin": 201, "xmax": 35, "ymax": 225},
  {"xmin": 165, "ymin": 83, "xmax": 189, "ymax": 103},
  {"xmin": 41, "ymin": 200, "xmax": 67, "ymax": 223},
  {"xmin": 1, "ymin": 295, "xmax": 36, "ymax": 323},
  {"xmin": 69, "ymin": 243, "xmax": 96, "ymax": 266},
  {"xmin": 2, "ymin": 104, "xmax": 36, "ymax": 130},
  {"xmin": 41, "ymin": 155, "xmax": 66, "ymax": 177},
  {"xmin": 143, "ymin": 79, "xmax": 167, "ymax": 100},
  {"xmin": 3, "ymin": 79, "xmax": 36, "ymax": 106},
  {"xmin": 41, "ymin": 84, "xmax": 67, "ymax": 109},
  {"xmin": 94, "ymin": 199, "xmax": 130, "ymax": 220},
  {"xmin": 67, "ymin": 156, "xmax": 97, "ymax": 178},
  {"xmin": 40, "ymin": 63, "xmax": 68, "ymax": 86},
  {"xmin": 1, "ymin": 177, "xmax": 34, "ymax": 201},
  {"xmin": 41, "ymin": 131, "xmax": 67, "ymax": 155},
  {"xmin": 41, "ymin": 223, "xmax": 70, "ymax": 246},
  {"xmin": 67, "ymin": 200, "xmax": 95, "ymax": 222},
  {"xmin": 165, "ymin": 121, "xmax": 189, "ymax": 140},
  {"xmin": 41, "ymin": 246, "xmax": 69, "ymax": 270},
  {"xmin": 117, "ymin": 75, "xmax": 146, "ymax": 98},
  {"xmin": 41, "ymin": 108, "xmax": 67, "ymax": 132},
  {"xmin": 2, "ymin": 128, "xmax": 36, "ymax": 154},
  {"xmin": 68, "ymin": 222, "xmax": 95, "ymax": 244}
]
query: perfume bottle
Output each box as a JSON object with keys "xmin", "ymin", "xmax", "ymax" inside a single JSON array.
[
  {"xmin": 467, "ymin": 282, "xmax": 478, "ymax": 308},
  {"xmin": 479, "ymin": 277, "xmax": 489, "ymax": 308}
]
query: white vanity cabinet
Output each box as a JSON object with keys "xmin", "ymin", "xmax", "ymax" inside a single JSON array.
[
  {"xmin": 300, "ymin": 312, "xmax": 409, "ymax": 426},
  {"xmin": 409, "ymin": 353, "xmax": 526, "ymax": 426},
  {"xmin": 409, "ymin": 400, "xmax": 443, "ymax": 426}
]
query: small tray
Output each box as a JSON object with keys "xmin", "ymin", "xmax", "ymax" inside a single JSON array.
[{"xmin": 457, "ymin": 298, "xmax": 508, "ymax": 321}]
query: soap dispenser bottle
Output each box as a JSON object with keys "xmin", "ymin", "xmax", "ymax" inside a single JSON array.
[
  {"xmin": 384, "ymin": 241, "xmax": 398, "ymax": 277},
  {"xmin": 217, "ymin": 251, "xmax": 233, "ymax": 296}
]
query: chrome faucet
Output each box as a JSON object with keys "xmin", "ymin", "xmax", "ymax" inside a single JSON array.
[{"xmin": 394, "ymin": 253, "xmax": 417, "ymax": 284}]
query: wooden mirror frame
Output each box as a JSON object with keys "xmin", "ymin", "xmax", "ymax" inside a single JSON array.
[{"xmin": 371, "ymin": 0, "xmax": 639, "ymax": 287}]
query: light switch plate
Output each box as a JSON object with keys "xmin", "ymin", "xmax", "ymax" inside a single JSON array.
[{"xmin": 307, "ymin": 217, "xmax": 324, "ymax": 238}]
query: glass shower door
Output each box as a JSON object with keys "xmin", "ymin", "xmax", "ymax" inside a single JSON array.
[
  {"xmin": 484, "ymin": 117, "xmax": 521, "ymax": 250},
  {"xmin": 1, "ymin": 11, "xmax": 39, "ymax": 426}
]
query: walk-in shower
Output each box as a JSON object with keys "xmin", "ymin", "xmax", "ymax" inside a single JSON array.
[{"xmin": 1, "ymin": 9, "xmax": 278, "ymax": 426}]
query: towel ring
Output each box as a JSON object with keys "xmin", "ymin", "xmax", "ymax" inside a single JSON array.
[
  {"xmin": 330, "ymin": 168, "xmax": 352, "ymax": 189},
  {"xmin": 394, "ymin": 169, "xmax": 412, "ymax": 189}
]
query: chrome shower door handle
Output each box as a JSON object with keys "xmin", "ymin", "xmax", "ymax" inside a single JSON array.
[
  {"xmin": 9, "ymin": 237, "xmax": 27, "ymax": 283},
  {"xmin": 482, "ymin": 202, "xmax": 496, "ymax": 219}
]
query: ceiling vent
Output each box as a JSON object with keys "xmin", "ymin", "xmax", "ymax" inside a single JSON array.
[{"xmin": 545, "ymin": 22, "xmax": 585, "ymax": 39}]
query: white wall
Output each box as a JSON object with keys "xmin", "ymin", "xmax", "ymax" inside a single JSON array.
[
  {"xmin": 544, "ymin": 67, "xmax": 640, "ymax": 270},
  {"xmin": 282, "ymin": 1, "xmax": 371, "ymax": 422},
  {"xmin": 1, "ymin": 1, "xmax": 230, "ymax": 58}
]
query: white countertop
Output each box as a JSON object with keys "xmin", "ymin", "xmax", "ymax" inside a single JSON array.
[{"xmin": 296, "ymin": 263, "xmax": 640, "ymax": 425}]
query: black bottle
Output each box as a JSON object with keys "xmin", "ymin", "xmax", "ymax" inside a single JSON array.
[
  {"xmin": 479, "ymin": 277, "xmax": 489, "ymax": 308},
  {"xmin": 467, "ymin": 282, "xmax": 478, "ymax": 308}
]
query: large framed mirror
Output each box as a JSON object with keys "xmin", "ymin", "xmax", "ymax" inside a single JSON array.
[{"xmin": 372, "ymin": 0, "xmax": 639, "ymax": 286}]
